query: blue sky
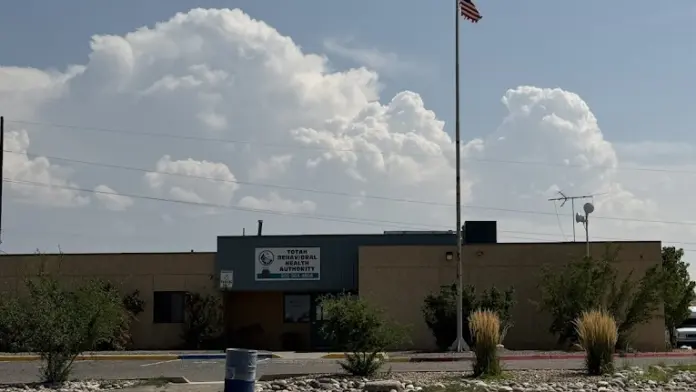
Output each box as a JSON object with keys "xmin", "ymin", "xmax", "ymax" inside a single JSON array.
[
  {"xmin": 2, "ymin": 0, "xmax": 696, "ymax": 257},
  {"xmin": 2, "ymin": 0, "xmax": 695, "ymax": 145}
]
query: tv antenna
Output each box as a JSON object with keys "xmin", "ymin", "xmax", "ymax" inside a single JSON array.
[{"xmin": 548, "ymin": 191, "xmax": 602, "ymax": 242}]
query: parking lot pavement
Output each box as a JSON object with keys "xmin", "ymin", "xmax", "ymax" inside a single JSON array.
[{"xmin": 4, "ymin": 356, "xmax": 696, "ymax": 384}]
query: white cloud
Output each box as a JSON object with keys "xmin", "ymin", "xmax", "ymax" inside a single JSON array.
[
  {"xmin": 248, "ymin": 155, "xmax": 292, "ymax": 181},
  {"xmin": 0, "ymin": 7, "xmax": 693, "ymax": 272},
  {"xmin": 238, "ymin": 192, "xmax": 317, "ymax": 214},
  {"xmin": 144, "ymin": 155, "xmax": 239, "ymax": 206},
  {"xmin": 3, "ymin": 129, "xmax": 89, "ymax": 207},
  {"xmin": 94, "ymin": 185, "xmax": 134, "ymax": 211},
  {"xmin": 323, "ymin": 37, "xmax": 431, "ymax": 78}
]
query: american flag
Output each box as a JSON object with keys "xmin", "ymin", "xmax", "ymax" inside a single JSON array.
[{"xmin": 459, "ymin": 0, "xmax": 482, "ymax": 23}]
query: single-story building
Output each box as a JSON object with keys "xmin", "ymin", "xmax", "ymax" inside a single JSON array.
[{"xmin": 0, "ymin": 221, "xmax": 665, "ymax": 351}]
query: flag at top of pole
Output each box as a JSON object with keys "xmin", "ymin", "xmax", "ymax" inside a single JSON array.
[
  {"xmin": 459, "ymin": 0, "xmax": 482, "ymax": 23},
  {"xmin": 452, "ymin": 0, "xmax": 482, "ymax": 353}
]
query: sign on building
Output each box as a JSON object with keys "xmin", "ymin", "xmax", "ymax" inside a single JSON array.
[
  {"xmin": 220, "ymin": 270, "xmax": 234, "ymax": 290},
  {"xmin": 254, "ymin": 247, "xmax": 321, "ymax": 281}
]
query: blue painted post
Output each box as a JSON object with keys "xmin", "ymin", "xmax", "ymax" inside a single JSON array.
[{"xmin": 224, "ymin": 348, "xmax": 258, "ymax": 392}]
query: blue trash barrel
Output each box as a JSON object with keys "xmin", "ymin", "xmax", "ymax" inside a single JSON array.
[{"xmin": 224, "ymin": 348, "xmax": 258, "ymax": 392}]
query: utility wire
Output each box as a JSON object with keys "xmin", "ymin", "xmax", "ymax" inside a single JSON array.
[
  {"xmin": 3, "ymin": 226, "xmax": 696, "ymax": 254},
  {"xmin": 5, "ymin": 149, "xmax": 696, "ymax": 228},
  {"xmin": 7, "ymin": 119, "xmax": 696, "ymax": 175},
  {"xmin": 5, "ymin": 177, "xmax": 696, "ymax": 249},
  {"xmin": 2, "ymin": 178, "xmax": 446, "ymax": 231}
]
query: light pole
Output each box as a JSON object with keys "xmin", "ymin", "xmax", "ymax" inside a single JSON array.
[{"xmin": 575, "ymin": 202, "xmax": 594, "ymax": 258}]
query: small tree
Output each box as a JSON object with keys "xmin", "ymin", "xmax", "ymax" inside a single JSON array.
[
  {"xmin": 538, "ymin": 247, "xmax": 663, "ymax": 349},
  {"xmin": 422, "ymin": 283, "xmax": 515, "ymax": 350},
  {"xmin": 181, "ymin": 292, "xmax": 224, "ymax": 349},
  {"xmin": 97, "ymin": 287, "xmax": 146, "ymax": 350},
  {"xmin": 661, "ymin": 247, "xmax": 696, "ymax": 348},
  {"xmin": 320, "ymin": 293, "xmax": 408, "ymax": 376},
  {"xmin": 0, "ymin": 258, "xmax": 125, "ymax": 383}
]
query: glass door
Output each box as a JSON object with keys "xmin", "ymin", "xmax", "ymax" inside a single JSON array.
[{"xmin": 310, "ymin": 293, "xmax": 331, "ymax": 350}]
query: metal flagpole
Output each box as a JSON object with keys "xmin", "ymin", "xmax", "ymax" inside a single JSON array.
[{"xmin": 452, "ymin": 0, "xmax": 467, "ymax": 353}]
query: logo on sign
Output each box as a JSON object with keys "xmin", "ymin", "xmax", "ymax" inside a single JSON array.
[{"xmin": 258, "ymin": 250, "xmax": 275, "ymax": 266}]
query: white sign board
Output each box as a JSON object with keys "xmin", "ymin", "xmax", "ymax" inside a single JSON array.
[
  {"xmin": 255, "ymin": 247, "xmax": 320, "ymax": 281},
  {"xmin": 220, "ymin": 270, "xmax": 234, "ymax": 290}
]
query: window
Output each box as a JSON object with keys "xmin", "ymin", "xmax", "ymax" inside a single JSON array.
[
  {"xmin": 284, "ymin": 294, "xmax": 310, "ymax": 323},
  {"xmin": 315, "ymin": 302, "xmax": 328, "ymax": 321},
  {"xmin": 679, "ymin": 318, "xmax": 696, "ymax": 328},
  {"xmin": 153, "ymin": 291, "xmax": 186, "ymax": 324}
]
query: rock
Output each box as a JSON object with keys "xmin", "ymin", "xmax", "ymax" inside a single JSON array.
[{"xmin": 363, "ymin": 381, "xmax": 404, "ymax": 392}]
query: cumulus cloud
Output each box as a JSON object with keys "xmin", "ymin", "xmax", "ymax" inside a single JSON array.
[
  {"xmin": 94, "ymin": 185, "xmax": 134, "ymax": 211},
  {"xmin": 323, "ymin": 37, "xmax": 430, "ymax": 78},
  {"xmin": 3, "ymin": 129, "xmax": 89, "ymax": 207},
  {"xmin": 144, "ymin": 155, "xmax": 240, "ymax": 206},
  {"xmin": 238, "ymin": 192, "xmax": 317, "ymax": 214},
  {"xmin": 0, "ymin": 7, "xmax": 689, "ymax": 261}
]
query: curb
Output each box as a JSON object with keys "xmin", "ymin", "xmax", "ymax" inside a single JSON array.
[
  {"xmin": 176, "ymin": 353, "xmax": 280, "ymax": 360},
  {"xmin": 0, "ymin": 354, "xmax": 180, "ymax": 362},
  {"xmin": 320, "ymin": 351, "xmax": 696, "ymax": 362},
  {"xmin": 0, "ymin": 352, "xmax": 281, "ymax": 362}
]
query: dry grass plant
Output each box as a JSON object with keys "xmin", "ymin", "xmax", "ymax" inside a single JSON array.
[
  {"xmin": 469, "ymin": 309, "xmax": 502, "ymax": 377},
  {"xmin": 574, "ymin": 309, "xmax": 618, "ymax": 375}
]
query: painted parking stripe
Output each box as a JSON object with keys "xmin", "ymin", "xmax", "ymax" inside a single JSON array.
[{"xmin": 141, "ymin": 359, "xmax": 180, "ymax": 367}]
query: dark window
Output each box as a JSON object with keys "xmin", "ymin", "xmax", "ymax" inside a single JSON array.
[
  {"xmin": 153, "ymin": 291, "xmax": 186, "ymax": 324},
  {"xmin": 284, "ymin": 294, "xmax": 310, "ymax": 323},
  {"xmin": 679, "ymin": 318, "xmax": 696, "ymax": 328}
]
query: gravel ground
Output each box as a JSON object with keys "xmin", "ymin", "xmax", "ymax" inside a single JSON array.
[
  {"xmin": 257, "ymin": 367, "xmax": 696, "ymax": 392},
  {"xmin": 3, "ymin": 365, "xmax": 696, "ymax": 392}
]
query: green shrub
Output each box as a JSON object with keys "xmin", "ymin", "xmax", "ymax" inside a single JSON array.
[
  {"xmin": 0, "ymin": 256, "xmax": 125, "ymax": 383},
  {"xmin": 181, "ymin": 292, "xmax": 224, "ymax": 349},
  {"xmin": 320, "ymin": 293, "xmax": 407, "ymax": 376},
  {"xmin": 575, "ymin": 309, "xmax": 617, "ymax": 375},
  {"xmin": 96, "ymin": 288, "xmax": 146, "ymax": 351},
  {"xmin": 422, "ymin": 283, "xmax": 515, "ymax": 350},
  {"xmin": 538, "ymin": 247, "xmax": 662, "ymax": 349},
  {"xmin": 660, "ymin": 247, "xmax": 696, "ymax": 349},
  {"xmin": 469, "ymin": 310, "xmax": 502, "ymax": 377}
]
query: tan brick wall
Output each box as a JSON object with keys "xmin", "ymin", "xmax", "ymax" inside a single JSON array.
[
  {"xmin": 0, "ymin": 252, "xmax": 218, "ymax": 349},
  {"xmin": 359, "ymin": 241, "xmax": 665, "ymax": 352}
]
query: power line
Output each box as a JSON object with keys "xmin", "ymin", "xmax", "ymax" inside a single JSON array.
[
  {"xmin": 7, "ymin": 119, "xmax": 696, "ymax": 176},
  {"xmin": 2, "ymin": 178, "xmax": 447, "ymax": 231},
  {"xmin": 3, "ymin": 149, "xmax": 455, "ymax": 208},
  {"xmin": 3, "ymin": 225, "xmax": 696, "ymax": 254},
  {"xmin": 6, "ymin": 177, "xmax": 696, "ymax": 250},
  {"xmin": 6, "ymin": 149, "xmax": 696, "ymax": 228}
]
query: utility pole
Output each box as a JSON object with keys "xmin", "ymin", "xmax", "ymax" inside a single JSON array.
[
  {"xmin": 0, "ymin": 116, "xmax": 4, "ymax": 246},
  {"xmin": 547, "ymin": 191, "xmax": 595, "ymax": 242}
]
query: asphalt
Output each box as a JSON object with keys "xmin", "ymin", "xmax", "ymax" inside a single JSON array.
[{"xmin": 4, "ymin": 356, "xmax": 696, "ymax": 384}]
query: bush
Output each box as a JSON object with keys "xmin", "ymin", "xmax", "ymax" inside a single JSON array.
[
  {"xmin": 0, "ymin": 258, "xmax": 125, "ymax": 383},
  {"xmin": 538, "ymin": 247, "xmax": 662, "ymax": 349},
  {"xmin": 660, "ymin": 247, "xmax": 696, "ymax": 349},
  {"xmin": 96, "ymin": 288, "xmax": 145, "ymax": 351},
  {"xmin": 181, "ymin": 292, "xmax": 224, "ymax": 349},
  {"xmin": 469, "ymin": 310, "xmax": 502, "ymax": 377},
  {"xmin": 422, "ymin": 283, "xmax": 515, "ymax": 350},
  {"xmin": 575, "ymin": 310, "xmax": 617, "ymax": 375},
  {"xmin": 320, "ymin": 293, "xmax": 407, "ymax": 376}
]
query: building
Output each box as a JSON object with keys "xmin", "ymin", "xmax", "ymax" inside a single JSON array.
[{"xmin": 0, "ymin": 222, "xmax": 665, "ymax": 352}]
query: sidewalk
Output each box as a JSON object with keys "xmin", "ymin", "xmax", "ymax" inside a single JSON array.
[{"xmin": 2, "ymin": 349, "xmax": 696, "ymax": 362}]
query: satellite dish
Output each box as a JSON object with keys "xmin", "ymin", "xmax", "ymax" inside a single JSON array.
[
  {"xmin": 575, "ymin": 213, "xmax": 586, "ymax": 223},
  {"xmin": 583, "ymin": 202, "xmax": 595, "ymax": 215}
]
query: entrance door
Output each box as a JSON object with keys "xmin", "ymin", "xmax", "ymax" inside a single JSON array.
[{"xmin": 310, "ymin": 293, "xmax": 331, "ymax": 350}]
